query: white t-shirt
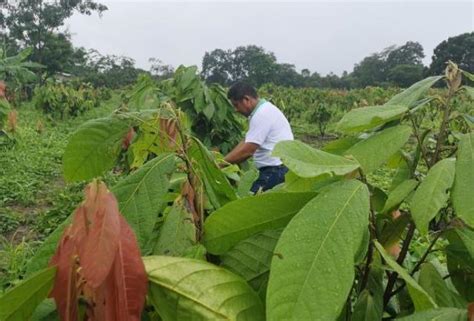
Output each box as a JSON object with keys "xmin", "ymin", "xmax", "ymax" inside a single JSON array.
[{"xmin": 245, "ymin": 100, "xmax": 294, "ymax": 168}]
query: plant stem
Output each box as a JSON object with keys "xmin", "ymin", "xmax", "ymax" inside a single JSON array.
[
  {"xmin": 383, "ymin": 223, "xmax": 415, "ymax": 308},
  {"xmin": 390, "ymin": 231, "xmax": 443, "ymax": 297},
  {"xmin": 432, "ymin": 89, "xmax": 454, "ymax": 165},
  {"xmin": 410, "ymin": 232, "xmax": 443, "ymax": 276},
  {"xmin": 409, "ymin": 115, "xmax": 431, "ymax": 169},
  {"xmin": 359, "ymin": 240, "xmax": 374, "ymax": 292}
]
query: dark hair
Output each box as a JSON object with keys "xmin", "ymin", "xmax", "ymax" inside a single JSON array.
[{"xmin": 227, "ymin": 82, "xmax": 258, "ymax": 101}]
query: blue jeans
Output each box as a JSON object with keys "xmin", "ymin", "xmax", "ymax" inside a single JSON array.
[{"xmin": 251, "ymin": 165, "xmax": 288, "ymax": 194}]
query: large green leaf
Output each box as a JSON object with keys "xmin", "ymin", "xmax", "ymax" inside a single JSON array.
[
  {"xmin": 266, "ymin": 180, "xmax": 370, "ymax": 321},
  {"xmin": 418, "ymin": 262, "xmax": 465, "ymax": 308},
  {"xmin": 152, "ymin": 200, "xmax": 197, "ymax": 256},
  {"xmin": 237, "ymin": 168, "xmax": 259, "ymax": 197},
  {"xmin": 410, "ymin": 158, "xmax": 455, "ymax": 235},
  {"xmin": 144, "ymin": 256, "xmax": 265, "ymax": 321},
  {"xmin": 336, "ymin": 104, "xmax": 407, "ymax": 133},
  {"xmin": 203, "ymin": 192, "xmax": 316, "ymax": 255},
  {"xmin": 63, "ymin": 117, "xmax": 131, "ymax": 182},
  {"xmin": 278, "ymin": 171, "xmax": 341, "ymax": 193},
  {"xmin": 345, "ymin": 125, "xmax": 412, "ymax": 174},
  {"xmin": 374, "ymin": 241, "xmax": 437, "ymax": 311},
  {"xmin": 272, "ymin": 140, "xmax": 359, "ymax": 178},
  {"xmin": 446, "ymin": 227, "xmax": 474, "ymax": 301},
  {"xmin": 388, "ymin": 152, "xmax": 411, "ymax": 191},
  {"xmin": 112, "ymin": 153, "xmax": 176, "ymax": 249},
  {"xmin": 396, "ymin": 308, "xmax": 467, "ymax": 321},
  {"xmin": 382, "ymin": 179, "xmax": 418, "ymax": 213},
  {"xmin": 0, "ymin": 267, "xmax": 56, "ymax": 321},
  {"xmin": 188, "ymin": 137, "xmax": 236, "ymax": 208},
  {"xmin": 452, "ymin": 132, "xmax": 474, "ymax": 226},
  {"xmin": 220, "ymin": 229, "xmax": 282, "ymax": 300},
  {"xmin": 385, "ymin": 76, "xmax": 442, "ymax": 107},
  {"xmin": 322, "ymin": 136, "xmax": 361, "ymax": 155},
  {"xmin": 25, "ymin": 217, "xmax": 71, "ymax": 275}
]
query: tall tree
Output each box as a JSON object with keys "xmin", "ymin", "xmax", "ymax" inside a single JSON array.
[
  {"xmin": 201, "ymin": 49, "xmax": 232, "ymax": 85},
  {"xmin": 1, "ymin": 0, "xmax": 107, "ymax": 75},
  {"xmin": 202, "ymin": 45, "xmax": 279, "ymax": 87},
  {"xmin": 351, "ymin": 53, "xmax": 387, "ymax": 87},
  {"xmin": 429, "ymin": 32, "xmax": 474, "ymax": 75},
  {"xmin": 385, "ymin": 41, "xmax": 424, "ymax": 70}
]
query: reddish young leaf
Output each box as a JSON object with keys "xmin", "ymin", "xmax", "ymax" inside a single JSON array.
[
  {"xmin": 79, "ymin": 182, "xmax": 121, "ymax": 288},
  {"xmin": 49, "ymin": 206, "xmax": 89, "ymax": 321},
  {"xmin": 49, "ymin": 232, "xmax": 81, "ymax": 321},
  {"xmin": 469, "ymin": 302, "xmax": 474, "ymax": 321},
  {"xmin": 49, "ymin": 181, "xmax": 146, "ymax": 321},
  {"xmin": 0, "ymin": 81, "xmax": 5, "ymax": 98},
  {"xmin": 122, "ymin": 128, "xmax": 135, "ymax": 149},
  {"xmin": 99, "ymin": 216, "xmax": 147, "ymax": 321}
]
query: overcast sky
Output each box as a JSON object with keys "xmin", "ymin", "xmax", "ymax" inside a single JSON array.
[{"xmin": 64, "ymin": 0, "xmax": 474, "ymax": 76}]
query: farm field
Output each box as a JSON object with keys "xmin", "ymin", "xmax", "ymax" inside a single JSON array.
[
  {"xmin": 0, "ymin": 65, "xmax": 473, "ymax": 321},
  {"xmin": 1, "ymin": 2, "xmax": 473, "ymax": 319}
]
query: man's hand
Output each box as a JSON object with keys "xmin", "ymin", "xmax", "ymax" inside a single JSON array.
[{"xmin": 224, "ymin": 141, "xmax": 259, "ymax": 165}]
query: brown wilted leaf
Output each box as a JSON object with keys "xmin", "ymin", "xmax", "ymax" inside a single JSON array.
[{"xmin": 469, "ymin": 302, "xmax": 474, "ymax": 321}]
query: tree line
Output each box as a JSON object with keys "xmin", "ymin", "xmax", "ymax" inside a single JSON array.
[{"xmin": 1, "ymin": 0, "xmax": 473, "ymax": 89}]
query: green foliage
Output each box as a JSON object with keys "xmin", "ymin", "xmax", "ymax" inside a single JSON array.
[
  {"xmin": 188, "ymin": 137, "xmax": 237, "ymax": 208},
  {"xmin": 204, "ymin": 192, "xmax": 317, "ymax": 255},
  {"xmin": 266, "ymin": 180, "xmax": 370, "ymax": 321},
  {"xmin": 33, "ymin": 83, "xmax": 106, "ymax": 119},
  {"xmin": 345, "ymin": 125, "xmax": 412, "ymax": 174},
  {"xmin": 112, "ymin": 153, "xmax": 177, "ymax": 250},
  {"xmin": 429, "ymin": 32, "xmax": 474, "ymax": 75},
  {"xmin": 418, "ymin": 262, "xmax": 466, "ymax": 308},
  {"xmin": 384, "ymin": 76, "xmax": 443, "ymax": 107},
  {"xmin": 220, "ymin": 229, "xmax": 282, "ymax": 300},
  {"xmin": 396, "ymin": 308, "xmax": 467, "ymax": 321},
  {"xmin": 3, "ymin": 70, "xmax": 474, "ymax": 320},
  {"xmin": 336, "ymin": 104, "xmax": 407, "ymax": 133},
  {"xmin": 382, "ymin": 179, "xmax": 418, "ymax": 213},
  {"xmin": 144, "ymin": 256, "xmax": 265, "ymax": 321},
  {"xmin": 375, "ymin": 241, "xmax": 437, "ymax": 311},
  {"xmin": 451, "ymin": 132, "xmax": 474, "ymax": 226},
  {"xmin": 410, "ymin": 158, "xmax": 455, "ymax": 235},
  {"xmin": 0, "ymin": 48, "xmax": 43, "ymax": 95},
  {"xmin": 128, "ymin": 69, "xmax": 244, "ymax": 153},
  {"xmin": 0, "ymin": 267, "xmax": 56, "ymax": 321},
  {"xmin": 63, "ymin": 116, "xmax": 131, "ymax": 182},
  {"xmin": 446, "ymin": 227, "xmax": 474, "ymax": 301},
  {"xmin": 306, "ymin": 102, "xmax": 332, "ymax": 136},
  {"xmin": 2, "ymin": 0, "xmax": 107, "ymax": 77},
  {"xmin": 152, "ymin": 200, "xmax": 197, "ymax": 257},
  {"xmin": 273, "ymin": 140, "xmax": 360, "ymax": 178}
]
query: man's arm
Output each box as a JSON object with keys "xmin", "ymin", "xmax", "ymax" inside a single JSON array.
[{"xmin": 224, "ymin": 141, "xmax": 259, "ymax": 164}]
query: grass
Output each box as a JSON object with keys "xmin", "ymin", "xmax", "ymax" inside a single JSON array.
[{"xmin": 0, "ymin": 93, "xmax": 122, "ymax": 290}]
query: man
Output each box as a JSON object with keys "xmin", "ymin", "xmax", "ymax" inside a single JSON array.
[{"xmin": 224, "ymin": 82, "xmax": 294, "ymax": 193}]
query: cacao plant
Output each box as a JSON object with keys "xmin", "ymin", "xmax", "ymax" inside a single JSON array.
[{"xmin": 1, "ymin": 62, "xmax": 474, "ymax": 321}]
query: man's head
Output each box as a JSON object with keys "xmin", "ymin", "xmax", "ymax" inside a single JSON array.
[{"xmin": 227, "ymin": 82, "xmax": 258, "ymax": 117}]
